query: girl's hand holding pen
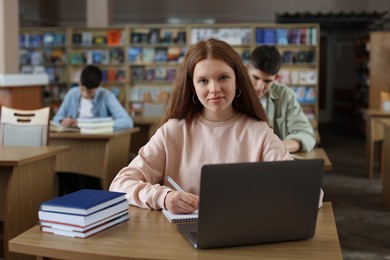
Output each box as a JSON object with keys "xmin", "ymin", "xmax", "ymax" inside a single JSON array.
[
  {"xmin": 165, "ymin": 176, "xmax": 199, "ymax": 214},
  {"xmin": 165, "ymin": 191, "xmax": 199, "ymax": 214}
]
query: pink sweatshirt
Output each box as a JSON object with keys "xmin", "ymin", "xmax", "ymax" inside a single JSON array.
[{"xmin": 110, "ymin": 113, "xmax": 292, "ymax": 210}]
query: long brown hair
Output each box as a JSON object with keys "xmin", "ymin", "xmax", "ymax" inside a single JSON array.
[{"xmin": 159, "ymin": 38, "xmax": 267, "ymax": 126}]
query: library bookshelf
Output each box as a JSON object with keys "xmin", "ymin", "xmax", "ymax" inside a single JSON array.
[{"xmin": 19, "ymin": 23, "xmax": 320, "ymax": 121}]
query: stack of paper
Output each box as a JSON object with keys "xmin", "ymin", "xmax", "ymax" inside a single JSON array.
[
  {"xmin": 77, "ymin": 117, "xmax": 114, "ymax": 134},
  {"xmin": 39, "ymin": 189, "xmax": 129, "ymax": 238}
]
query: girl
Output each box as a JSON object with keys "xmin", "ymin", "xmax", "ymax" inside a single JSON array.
[{"xmin": 110, "ymin": 39, "xmax": 293, "ymax": 214}]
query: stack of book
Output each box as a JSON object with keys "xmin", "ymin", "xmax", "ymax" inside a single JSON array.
[
  {"xmin": 39, "ymin": 189, "xmax": 129, "ymax": 238},
  {"xmin": 77, "ymin": 117, "xmax": 114, "ymax": 134}
]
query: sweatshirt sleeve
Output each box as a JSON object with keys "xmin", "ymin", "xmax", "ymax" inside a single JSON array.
[{"xmin": 109, "ymin": 128, "xmax": 172, "ymax": 210}]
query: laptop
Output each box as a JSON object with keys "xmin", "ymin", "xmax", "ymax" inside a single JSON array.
[{"xmin": 177, "ymin": 159, "xmax": 324, "ymax": 249}]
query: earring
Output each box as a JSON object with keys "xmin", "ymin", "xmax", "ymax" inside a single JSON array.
[
  {"xmin": 192, "ymin": 94, "xmax": 198, "ymax": 104},
  {"xmin": 236, "ymin": 88, "xmax": 241, "ymax": 98}
]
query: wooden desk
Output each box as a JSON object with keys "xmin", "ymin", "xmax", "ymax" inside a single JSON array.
[
  {"xmin": 294, "ymin": 148, "xmax": 333, "ymax": 171},
  {"xmin": 49, "ymin": 128, "xmax": 140, "ymax": 190},
  {"xmin": 0, "ymin": 145, "xmax": 69, "ymax": 260},
  {"xmin": 131, "ymin": 116, "xmax": 160, "ymax": 154},
  {"xmin": 9, "ymin": 202, "xmax": 341, "ymax": 260},
  {"xmin": 362, "ymin": 109, "xmax": 390, "ymax": 178},
  {"xmin": 380, "ymin": 119, "xmax": 390, "ymax": 206}
]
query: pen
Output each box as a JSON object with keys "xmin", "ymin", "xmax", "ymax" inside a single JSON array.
[
  {"xmin": 166, "ymin": 176, "xmax": 199, "ymax": 210},
  {"xmin": 166, "ymin": 176, "xmax": 186, "ymax": 192}
]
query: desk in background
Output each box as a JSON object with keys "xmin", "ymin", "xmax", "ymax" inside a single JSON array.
[
  {"xmin": 362, "ymin": 109, "xmax": 390, "ymax": 178},
  {"xmin": 9, "ymin": 202, "xmax": 341, "ymax": 260},
  {"xmin": 0, "ymin": 145, "xmax": 69, "ymax": 260},
  {"xmin": 380, "ymin": 119, "xmax": 390, "ymax": 207},
  {"xmin": 130, "ymin": 116, "xmax": 160, "ymax": 155},
  {"xmin": 294, "ymin": 147, "xmax": 333, "ymax": 171},
  {"xmin": 49, "ymin": 128, "xmax": 140, "ymax": 190}
]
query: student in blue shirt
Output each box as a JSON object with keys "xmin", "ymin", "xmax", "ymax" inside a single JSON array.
[
  {"xmin": 53, "ymin": 65, "xmax": 133, "ymax": 195},
  {"xmin": 53, "ymin": 65, "xmax": 133, "ymax": 131}
]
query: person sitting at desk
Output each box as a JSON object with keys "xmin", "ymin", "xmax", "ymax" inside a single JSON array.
[
  {"xmin": 52, "ymin": 64, "xmax": 133, "ymax": 130},
  {"xmin": 110, "ymin": 38, "xmax": 319, "ymax": 214},
  {"xmin": 247, "ymin": 45, "xmax": 316, "ymax": 153},
  {"xmin": 53, "ymin": 64, "xmax": 133, "ymax": 195}
]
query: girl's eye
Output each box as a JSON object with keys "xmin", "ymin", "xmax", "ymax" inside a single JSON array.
[
  {"xmin": 220, "ymin": 75, "xmax": 229, "ymax": 80},
  {"xmin": 198, "ymin": 79, "xmax": 208, "ymax": 84}
]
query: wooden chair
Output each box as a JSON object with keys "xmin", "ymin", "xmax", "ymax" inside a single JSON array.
[{"xmin": 0, "ymin": 106, "xmax": 50, "ymax": 146}]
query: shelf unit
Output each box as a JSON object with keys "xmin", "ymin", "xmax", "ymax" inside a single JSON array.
[
  {"xmin": 188, "ymin": 23, "xmax": 253, "ymax": 63},
  {"xmin": 127, "ymin": 24, "xmax": 187, "ymax": 116},
  {"xmin": 353, "ymin": 32, "xmax": 390, "ymax": 135},
  {"xmin": 67, "ymin": 27, "xmax": 128, "ymax": 106},
  {"xmin": 19, "ymin": 23, "xmax": 320, "ymax": 121},
  {"xmin": 353, "ymin": 35, "xmax": 370, "ymax": 134},
  {"xmin": 253, "ymin": 24, "xmax": 319, "ymax": 121},
  {"xmin": 19, "ymin": 27, "xmax": 69, "ymax": 113}
]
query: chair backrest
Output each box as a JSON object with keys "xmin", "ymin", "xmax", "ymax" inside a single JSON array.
[{"xmin": 0, "ymin": 106, "xmax": 50, "ymax": 146}]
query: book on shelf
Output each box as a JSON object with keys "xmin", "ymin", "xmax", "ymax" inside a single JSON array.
[
  {"xmin": 109, "ymin": 48, "xmax": 125, "ymax": 64},
  {"xmin": 40, "ymin": 189, "xmax": 126, "ymax": 215},
  {"xmin": 70, "ymin": 52, "xmax": 85, "ymax": 64},
  {"xmin": 81, "ymin": 32, "xmax": 93, "ymax": 46},
  {"xmin": 162, "ymin": 209, "xmax": 198, "ymax": 223},
  {"xmin": 166, "ymin": 69, "xmax": 176, "ymax": 81},
  {"xmin": 107, "ymin": 30, "xmax": 122, "ymax": 46},
  {"xmin": 167, "ymin": 47, "xmax": 181, "ymax": 62},
  {"xmin": 130, "ymin": 32, "xmax": 143, "ymax": 43},
  {"xmin": 149, "ymin": 28, "xmax": 160, "ymax": 44},
  {"xmin": 93, "ymin": 35, "xmax": 107, "ymax": 45},
  {"xmin": 50, "ymin": 121, "xmax": 80, "ymax": 132},
  {"xmin": 39, "ymin": 198, "xmax": 128, "ymax": 227},
  {"xmin": 155, "ymin": 67, "xmax": 167, "ymax": 80},
  {"xmin": 42, "ymin": 32, "xmax": 55, "ymax": 46},
  {"xmin": 128, "ymin": 47, "xmax": 142, "ymax": 63},
  {"xmin": 40, "ymin": 213, "xmax": 129, "ymax": 238},
  {"xmin": 72, "ymin": 33, "xmax": 82, "ymax": 45},
  {"xmin": 154, "ymin": 47, "xmax": 168, "ymax": 62},
  {"xmin": 161, "ymin": 31, "xmax": 173, "ymax": 43},
  {"xmin": 143, "ymin": 47, "xmax": 155, "ymax": 63},
  {"xmin": 176, "ymin": 31, "xmax": 186, "ymax": 44},
  {"xmin": 131, "ymin": 66, "xmax": 145, "ymax": 81}
]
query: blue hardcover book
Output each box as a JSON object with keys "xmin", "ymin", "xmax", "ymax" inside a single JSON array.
[{"xmin": 40, "ymin": 189, "xmax": 126, "ymax": 215}]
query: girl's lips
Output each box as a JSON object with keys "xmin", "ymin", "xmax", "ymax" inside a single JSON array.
[{"xmin": 208, "ymin": 96, "xmax": 223, "ymax": 101}]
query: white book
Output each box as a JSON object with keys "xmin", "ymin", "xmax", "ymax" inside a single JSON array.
[
  {"xmin": 39, "ymin": 211, "xmax": 128, "ymax": 231},
  {"xmin": 77, "ymin": 121, "xmax": 114, "ymax": 128},
  {"xmin": 39, "ymin": 200, "xmax": 128, "ymax": 227},
  {"xmin": 40, "ymin": 214, "xmax": 129, "ymax": 238},
  {"xmin": 80, "ymin": 127, "xmax": 114, "ymax": 134},
  {"xmin": 77, "ymin": 117, "xmax": 113, "ymax": 123},
  {"xmin": 50, "ymin": 121, "xmax": 80, "ymax": 132}
]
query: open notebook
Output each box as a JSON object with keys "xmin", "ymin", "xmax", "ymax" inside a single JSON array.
[{"xmin": 162, "ymin": 209, "xmax": 198, "ymax": 223}]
